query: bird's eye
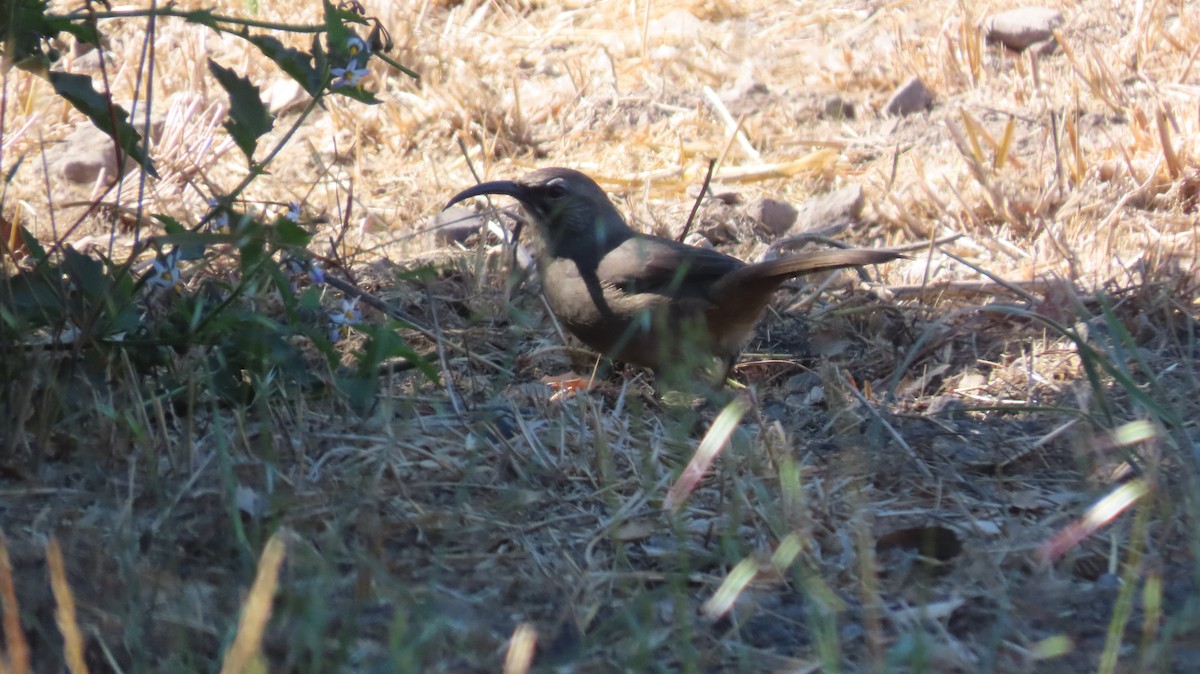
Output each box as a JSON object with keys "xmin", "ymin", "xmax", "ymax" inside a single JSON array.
[{"xmin": 543, "ymin": 180, "xmax": 568, "ymax": 200}]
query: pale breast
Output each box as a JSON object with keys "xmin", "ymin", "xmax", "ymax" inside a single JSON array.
[{"xmin": 539, "ymin": 257, "xmax": 719, "ymax": 368}]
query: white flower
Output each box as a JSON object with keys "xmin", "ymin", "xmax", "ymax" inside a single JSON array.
[
  {"xmin": 345, "ymin": 36, "xmax": 367, "ymax": 59},
  {"xmin": 282, "ymin": 255, "xmax": 325, "ymax": 287},
  {"xmin": 331, "ymin": 58, "xmax": 370, "ymax": 89},
  {"xmin": 308, "ymin": 261, "xmax": 325, "ymax": 285},
  {"xmin": 330, "ymin": 297, "xmax": 362, "ymax": 325},
  {"xmin": 282, "ymin": 255, "xmax": 306, "ymax": 275},
  {"xmin": 148, "ymin": 249, "xmax": 182, "ymax": 291},
  {"xmin": 206, "ymin": 198, "xmax": 230, "ymax": 234},
  {"xmin": 328, "ymin": 297, "xmax": 362, "ymax": 342}
]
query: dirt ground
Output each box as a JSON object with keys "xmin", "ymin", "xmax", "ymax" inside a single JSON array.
[{"xmin": 3, "ymin": 0, "xmax": 1200, "ymax": 671}]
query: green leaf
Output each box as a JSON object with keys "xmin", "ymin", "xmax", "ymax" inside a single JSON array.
[
  {"xmin": 311, "ymin": 34, "xmax": 328, "ymax": 86},
  {"xmin": 394, "ymin": 265, "xmax": 439, "ymax": 283},
  {"xmin": 208, "ymin": 60, "xmax": 274, "ymax": 161},
  {"xmin": 335, "ymin": 373, "xmax": 378, "ymax": 414},
  {"xmin": 298, "ymin": 286, "xmax": 323, "ymax": 311},
  {"xmin": 103, "ymin": 303, "xmax": 141, "ymax": 338},
  {"xmin": 4, "ymin": 154, "xmax": 24, "ymax": 184},
  {"xmin": 153, "ymin": 214, "xmax": 211, "ymax": 259},
  {"xmin": 322, "ymin": 0, "xmax": 358, "ymax": 56},
  {"xmin": 330, "ymin": 85, "xmax": 380, "ymax": 105},
  {"xmin": 43, "ymin": 15, "xmax": 99, "ymax": 46},
  {"xmin": 246, "ymin": 35, "xmax": 320, "ymax": 95},
  {"xmin": 274, "ymin": 217, "xmax": 311, "ymax": 247},
  {"xmin": 155, "ymin": 230, "xmax": 223, "ymax": 254},
  {"xmin": 19, "ymin": 226, "xmax": 46, "ymax": 263},
  {"xmin": 362, "ymin": 323, "xmax": 438, "ymax": 383},
  {"xmin": 239, "ymin": 232, "xmax": 267, "ymax": 276},
  {"xmin": 62, "ymin": 247, "xmax": 108, "ymax": 300},
  {"xmin": 1, "ymin": 268, "xmax": 65, "ymax": 326},
  {"xmin": 183, "ymin": 9, "xmax": 219, "ymax": 29},
  {"xmin": 2, "ymin": 0, "xmax": 56, "ymax": 69},
  {"xmin": 0, "ymin": 1, "xmax": 93, "ymax": 71},
  {"xmin": 47, "ymin": 72, "xmax": 158, "ymax": 178},
  {"xmin": 153, "ymin": 213, "xmax": 186, "ymax": 234}
]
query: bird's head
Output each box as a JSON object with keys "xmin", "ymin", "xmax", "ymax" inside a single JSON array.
[{"xmin": 444, "ymin": 168, "xmax": 632, "ymax": 261}]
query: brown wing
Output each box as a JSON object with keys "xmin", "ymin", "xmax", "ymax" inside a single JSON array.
[{"xmin": 596, "ymin": 235, "xmax": 745, "ymax": 300}]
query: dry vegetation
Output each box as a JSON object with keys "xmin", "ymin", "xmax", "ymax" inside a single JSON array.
[{"xmin": 3, "ymin": 0, "xmax": 1200, "ymax": 671}]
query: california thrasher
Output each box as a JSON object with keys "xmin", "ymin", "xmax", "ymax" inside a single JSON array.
[{"xmin": 445, "ymin": 167, "xmax": 900, "ymax": 379}]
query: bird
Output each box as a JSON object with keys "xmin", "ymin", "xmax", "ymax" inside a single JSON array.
[{"xmin": 445, "ymin": 167, "xmax": 900, "ymax": 383}]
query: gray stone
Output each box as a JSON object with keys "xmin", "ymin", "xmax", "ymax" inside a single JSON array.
[
  {"xmin": 69, "ymin": 48, "xmax": 102, "ymax": 72},
  {"xmin": 823, "ymin": 95, "xmax": 855, "ymax": 120},
  {"xmin": 48, "ymin": 125, "xmax": 120, "ymax": 184},
  {"xmin": 746, "ymin": 197, "xmax": 798, "ymax": 237},
  {"xmin": 985, "ymin": 7, "xmax": 1064, "ymax": 52},
  {"xmin": 46, "ymin": 117, "xmax": 162, "ymax": 184},
  {"xmin": 793, "ymin": 184, "xmax": 864, "ymax": 234},
  {"xmin": 261, "ymin": 78, "xmax": 308, "ymax": 116},
  {"xmin": 885, "ymin": 76, "xmax": 934, "ymax": 117},
  {"xmin": 427, "ymin": 206, "xmax": 487, "ymax": 244}
]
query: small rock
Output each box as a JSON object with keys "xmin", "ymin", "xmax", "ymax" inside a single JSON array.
[
  {"xmin": 985, "ymin": 7, "xmax": 1064, "ymax": 52},
  {"xmin": 69, "ymin": 48, "xmax": 102, "ymax": 72},
  {"xmin": 783, "ymin": 386, "xmax": 824, "ymax": 409},
  {"xmin": 746, "ymin": 197, "xmax": 798, "ymax": 237},
  {"xmin": 782, "ymin": 371, "xmax": 820, "ymax": 395},
  {"xmin": 822, "ymin": 95, "xmax": 856, "ymax": 120},
  {"xmin": 261, "ymin": 78, "xmax": 308, "ymax": 116},
  {"xmin": 235, "ymin": 485, "xmax": 269, "ymax": 519},
  {"xmin": 646, "ymin": 9, "xmax": 703, "ymax": 41},
  {"xmin": 683, "ymin": 232, "xmax": 714, "ymax": 250},
  {"xmin": 792, "ymin": 184, "xmax": 864, "ymax": 235},
  {"xmin": 885, "ymin": 76, "xmax": 934, "ymax": 117},
  {"xmin": 697, "ymin": 214, "xmax": 740, "ymax": 245},
  {"xmin": 956, "ymin": 371, "xmax": 988, "ymax": 390},
  {"xmin": 69, "ymin": 38, "xmax": 97, "ymax": 59},
  {"xmin": 686, "ymin": 184, "xmax": 740, "ymax": 205},
  {"xmin": 427, "ymin": 206, "xmax": 487, "ymax": 244},
  {"xmin": 725, "ymin": 60, "xmax": 769, "ymax": 102},
  {"xmin": 708, "ymin": 188, "xmax": 742, "ymax": 205},
  {"xmin": 925, "ymin": 395, "xmax": 965, "ymax": 418},
  {"xmin": 514, "ymin": 74, "xmax": 575, "ymax": 125},
  {"xmin": 46, "ymin": 117, "xmax": 163, "ymax": 185},
  {"xmin": 49, "ymin": 38, "xmax": 103, "ymax": 73},
  {"xmin": 47, "ymin": 126, "xmax": 120, "ymax": 184}
]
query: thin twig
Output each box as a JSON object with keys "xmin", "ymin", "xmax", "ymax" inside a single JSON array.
[
  {"xmin": 426, "ymin": 284, "xmax": 465, "ymax": 415},
  {"xmin": 881, "ymin": 278, "xmax": 1081, "ymax": 300},
  {"xmin": 844, "ymin": 374, "xmax": 934, "ymax": 479},
  {"xmin": 323, "ymin": 274, "xmax": 513, "ymax": 376},
  {"xmin": 702, "ymin": 85, "xmax": 761, "ymax": 163},
  {"xmin": 940, "ymin": 249, "xmax": 1040, "ymax": 303},
  {"xmin": 677, "ymin": 158, "xmax": 716, "ymax": 243}
]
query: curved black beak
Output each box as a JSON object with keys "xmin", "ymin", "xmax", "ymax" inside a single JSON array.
[
  {"xmin": 443, "ymin": 180, "xmax": 531, "ymax": 211},
  {"xmin": 443, "ymin": 180, "xmax": 532, "ymax": 268}
]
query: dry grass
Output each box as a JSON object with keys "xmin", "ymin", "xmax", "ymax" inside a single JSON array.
[{"xmin": 3, "ymin": 0, "xmax": 1200, "ymax": 671}]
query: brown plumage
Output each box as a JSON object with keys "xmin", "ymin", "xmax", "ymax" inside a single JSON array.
[{"xmin": 445, "ymin": 167, "xmax": 900, "ymax": 378}]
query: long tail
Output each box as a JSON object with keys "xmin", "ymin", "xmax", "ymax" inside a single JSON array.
[{"xmin": 710, "ymin": 248, "xmax": 902, "ymax": 304}]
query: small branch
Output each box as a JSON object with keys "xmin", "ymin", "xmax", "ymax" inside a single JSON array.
[
  {"xmin": 702, "ymin": 85, "xmax": 760, "ymax": 163},
  {"xmin": 676, "ymin": 159, "xmax": 716, "ymax": 243},
  {"xmin": 323, "ymin": 274, "xmax": 514, "ymax": 377},
  {"xmin": 54, "ymin": 8, "xmax": 325, "ymax": 33}
]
